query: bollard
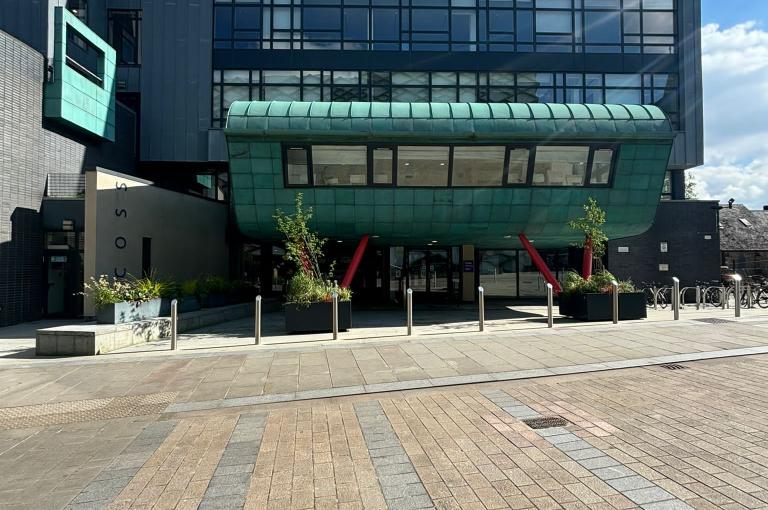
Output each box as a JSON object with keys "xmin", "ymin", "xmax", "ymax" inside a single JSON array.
[
  {"xmin": 611, "ymin": 280, "xmax": 619, "ymax": 324},
  {"xmin": 546, "ymin": 283, "xmax": 554, "ymax": 328},
  {"xmin": 672, "ymin": 277, "xmax": 680, "ymax": 320},
  {"xmin": 733, "ymin": 275, "xmax": 742, "ymax": 318},
  {"xmin": 747, "ymin": 284, "xmax": 753, "ymax": 309},
  {"xmin": 478, "ymin": 286, "xmax": 485, "ymax": 332},
  {"xmin": 332, "ymin": 292, "xmax": 339, "ymax": 340},
  {"xmin": 170, "ymin": 299, "xmax": 178, "ymax": 351},
  {"xmin": 721, "ymin": 286, "xmax": 726, "ymax": 310},
  {"xmin": 255, "ymin": 295, "xmax": 262, "ymax": 345},
  {"xmin": 406, "ymin": 288, "xmax": 413, "ymax": 336},
  {"xmin": 653, "ymin": 286, "xmax": 658, "ymax": 310},
  {"xmin": 695, "ymin": 286, "xmax": 701, "ymax": 310}
]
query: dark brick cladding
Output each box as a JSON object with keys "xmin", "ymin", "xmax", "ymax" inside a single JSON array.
[{"xmin": 0, "ymin": 30, "xmax": 87, "ymax": 326}]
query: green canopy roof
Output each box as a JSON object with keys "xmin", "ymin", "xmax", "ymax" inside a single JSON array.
[{"xmin": 225, "ymin": 101, "xmax": 673, "ymax": 142}]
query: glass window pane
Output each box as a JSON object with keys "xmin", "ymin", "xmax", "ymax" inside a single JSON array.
[
  {"xmin": 605, "ymin": 88, "xmax": 641, "ymax": 103},
  {"xmin": 479, "ymin": 250, "xmax": 517, "ymax": 297},
  {"xmin": 536, "ymin": 11, "xmax": 572, "ymax": 34},
  {"xmin": 397, "ymin": 146, "xmax": 450, "ymax": 186},
  {"xmin": 643, "ymin": 12, "xmax": 674, "ymax": 34},
  {"xmin": 590, "ymin": 149, "xmax": 613, "ymax": 184},
  {"xmin": 373, "ymin": 148, "xmax": 393, "ymax": 184},
  {"xmin": 584, "ymin": 11, "xmax": 621, "ymax": 43},
  {"xmin": 452, "ymin": 146, "xmax": 505, "ymax": 186},
  {"xmin": 507, "ymin": 148, "xmax": 530, "ymax": 184},
  {"xmin": 372, "ymin": 9, "xmax": 399, "ymax": 41},
  {"xmin": 532, "ymin": 146, "xmax": 589, "ymax": 186},
  {"xmin": 312, "ymin": 146, "xmax": 368, "ymax": 186},
  {"xmin": 286, "ymin": 147, "xmax": 309, "ymax": 185}
]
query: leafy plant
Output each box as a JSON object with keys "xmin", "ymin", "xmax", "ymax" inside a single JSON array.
[
  {"xmin": 275, "ymin": 194, "xmax": 352, "ymax": 305},
  {"xmin": 83, "ymin": 276, "xmax": 134, "ymax": 310},
  {"xmin": 562, "ymin": 270, "xmax": 636, "ymax": 295},
  {"xmin": 180, "ymin": 279, "xmax": 198, "ymax": 298},
  {"xmin": 568, "ymin": 197, "xmax": 608, "ymax": 259},
  {"xmin": 128, "ymin": 273, "xmax": 166, "ymax": 302}
]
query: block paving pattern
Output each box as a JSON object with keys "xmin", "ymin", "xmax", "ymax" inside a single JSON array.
[
  {"xmin": 0, "ymin": 392, "xmax": 178, "ymax": 430},
  {"xmin": 3, "ymin": 355, "xmax": 768, "ymax": 509},
  {"xmin": 483, "ymin": 389, "xmax": 691, "ymax": 509},
  {"xmin": 355, "ymin": 401, "xmax": 433, "ymax": 509}
]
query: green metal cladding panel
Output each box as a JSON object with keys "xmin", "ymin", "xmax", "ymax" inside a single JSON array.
[
  {"xmin": 226, "ymin": 101, "xmax": 674, "ymax": 249},
  {"xmin": 43, "ymin": 7, "xmax": 116, "ymax": 141}
]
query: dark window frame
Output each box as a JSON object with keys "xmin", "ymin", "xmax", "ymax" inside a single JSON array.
[
  {"xmin": 108, "ymin": 9, "xmax": 142, "ymax": 66},
  {"xmin": 282, "ymin": 142, "xmax": 618, "ymax": 189}
]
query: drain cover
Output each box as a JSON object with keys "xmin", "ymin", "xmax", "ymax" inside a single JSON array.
[
  {"xmin": 659, "ymin": 364, "xmax": 688, "ymax": 370},
  {"xmin": 694, "ymin": 318, "xmax": 734, "ymax": 324},
  {"xmin": 522, "ymin": 416, "xmax": 569, "ymax": 429}
]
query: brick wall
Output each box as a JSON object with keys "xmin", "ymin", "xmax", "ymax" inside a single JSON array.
[{"xmin": 0, "ymin": 29, "xmax": 87, "ymax": 326}]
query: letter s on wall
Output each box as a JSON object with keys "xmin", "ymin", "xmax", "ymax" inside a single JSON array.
[{"xmin": 115, "ymin": 208, "xmax": 127, "ymax": 218}]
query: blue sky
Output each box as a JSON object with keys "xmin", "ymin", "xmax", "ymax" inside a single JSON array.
[
  {"xmin": 702, "ymin": 0, "xmax": 768, "ymax": 27},
  {"xmin": 694, "ymin": 1, "xmax": 768, "ymax": 208}
]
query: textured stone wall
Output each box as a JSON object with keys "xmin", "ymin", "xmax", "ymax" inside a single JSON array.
[{"xmin": 0, "ymin": 29, "xmax": 87, "ymax": 326}]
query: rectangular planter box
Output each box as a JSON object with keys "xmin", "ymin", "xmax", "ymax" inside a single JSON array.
[
  {"xmin": 285, "ymin": 301, "xmax": 352, "ymax": 333},
  {"xmin": 96, "ymin": 298, "xmax": 163, "ymax": 324},
  {"xmin": 559, "ymin": 292, "xmax": 647, "ymax": 321}
]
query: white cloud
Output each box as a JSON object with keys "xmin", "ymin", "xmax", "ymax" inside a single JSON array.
[{"xmin": 696, "ymin": 22, "xmax": 768, "ymax": 208}]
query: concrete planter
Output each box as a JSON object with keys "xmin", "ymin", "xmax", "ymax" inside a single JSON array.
[
  {"xmin": 559, "ymin": 292, "xmax": 647, "ymax": 321},
  {"xmin": 285, "ymin": 301, "xmax": 352, "ymax": 333},
  {"xmin": 96, "ymin": 298, "xmax": 163, "ymax": 324}
]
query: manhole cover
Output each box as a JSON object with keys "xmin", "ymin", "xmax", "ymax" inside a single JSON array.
[
  {"xmin": 522, "ymin": 416, "xmax": 569, "ymax": 429},
  {"xmin": 659, "ymin": 364, "xmax": 688, "ymax": 370},
  {"xmin": 694, "ymin": 318, "xmax": 734, "ymax": 324}
]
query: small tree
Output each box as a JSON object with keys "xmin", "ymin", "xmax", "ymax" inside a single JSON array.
[
  {"xmin": 273, "ymin": 194, "xmax": 350, "ymax": 304},
  {"xmin": 568, "ymin": 197, "xmax": 608, "ymax": 279}
]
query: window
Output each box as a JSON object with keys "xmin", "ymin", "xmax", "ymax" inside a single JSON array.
[
  {"xmin": 372, "ymin": 148, "xmax": 394, "ymax": 185},
  {"xmin": 532, "ymin": 146, "xmax": 590, "ymax": 186},
  {"xmin": 66, "ymin": 0, "xmax": 87, "ymax": 23},
  {"xmin": 506, "ymin": 148, "xmax": 530, "ymax": 184},
  {"xmin": 452, "ymin": 147, "xmax": 505, "ymax": 186},
  {"xmin": 286, "ymin": 147, "xmax": 309, "ymax": 185},
  {"xmin": 66, "ymin": 27, "xmax": 103, "ymax": 85},
  {"xmin": 312, "ymin": 146, "xmax": 367, "ymax": 186},
  {"xmin": 397, "ymin": 147, "xmax": 450, "ymax": 187},
  {"xmin": 589, "ymin": 149, "xmax": 614, "ymax": 184},
  {"xmin": 108, "ymin": 10, "xmax": 141, "ymax": 65}
]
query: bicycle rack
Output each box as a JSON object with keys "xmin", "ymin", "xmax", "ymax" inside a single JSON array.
[{"xmin": 679, "ymin": 287, "xmax": 697, "ymax": 309}]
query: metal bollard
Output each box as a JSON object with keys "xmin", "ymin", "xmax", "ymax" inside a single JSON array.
[
  {"xmin": 747, "ymin": 284, "xmax": 753, "ymax": 309},
  {"xmin": 332, "ymin": 292, "xmax": 339, "ymax": 340},
  {"xmin": 611, "ymin": 280, "xmax": 619, "ymax": 324},
  {"xmin": 653, "ymin": 286, "xmax": 658, "ymax": 310},
  {"xmin": 170, "ymin": 299, "xmax": 178, "ymax": 351},
  {"xmin": 546, "ymin": 283, "xmax": 554, "ymax": 328},
  {"xmin": 695, "ymin": 286, "xmax": 701, "ymax": 310},
  {"xmin": 721, "ymin": 286, "xmax": 726, "ymax": 310},
  {"xmin": 672, "ymin": 277, "xmax": 680, "ymax": 320},
  {"xmin": 406, "ymin": 288, "xmax": 413, "ymax": 336},
  {"xmin": 478, "ymin": 286, "xmax": 485, "ymax": 332},
  {"xmin": 255, "ymin": 295, "xmax": 262, "ymax": 345},
  {"xmin": 733, "ymin": 275, "xmax": 742, "ymax": 318}
]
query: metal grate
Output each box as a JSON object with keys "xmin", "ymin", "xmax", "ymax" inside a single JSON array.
[
  {"xmin": 659, "ymin": 364, "xmax": 688, "ymax": 370},
  {"xmin": 694, "ymin": 318, "xmax": 734, "ymax": 325},
  {"xmin": 522, "ymin": 416, "xmax": 569, "ymax": 429}
]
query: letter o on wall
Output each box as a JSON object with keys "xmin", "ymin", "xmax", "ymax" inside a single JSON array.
[{"xmin": 115, "ymin": 237, "xmax": 127, "ymax": 249}]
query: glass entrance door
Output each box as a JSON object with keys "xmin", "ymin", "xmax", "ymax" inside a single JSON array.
[{"xmin": 406, "ymin": 248, "xmax": 452, "ymax": 300}]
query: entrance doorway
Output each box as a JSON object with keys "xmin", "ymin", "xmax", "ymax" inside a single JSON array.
[{"xmin": 406, "ymin": 248, "xmax": 458, "ymax": 301}]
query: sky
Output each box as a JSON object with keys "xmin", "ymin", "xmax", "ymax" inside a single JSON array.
[{"xmin": 694, "ymin": 1, "xmax": 768, "ymax": 208}]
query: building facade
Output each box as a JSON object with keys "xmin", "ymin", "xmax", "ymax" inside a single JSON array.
[{"xmin": 0, "ymin": 0, "xmax": 710, "ymax": 325}]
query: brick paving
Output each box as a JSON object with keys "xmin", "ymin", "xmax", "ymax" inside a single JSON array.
[
  {"xmin": 2, "ymin": 319, "xmax": 768, "ymax": 509},
  {"xmin": 2, "ymin": 318, "xmax": 768, "ymax": 411}
]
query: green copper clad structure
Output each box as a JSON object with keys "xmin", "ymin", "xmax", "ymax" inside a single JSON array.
[
  {"xmin": 225, "ymin": 101, "xmax": 673, "ymax": 248},
  {"xmin": 44, "ymin": 7, "xmax": 116, "ymax": 141}
]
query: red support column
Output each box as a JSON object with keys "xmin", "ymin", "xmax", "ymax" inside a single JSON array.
[
  {"xmin": 518, "ymin": 234, "xmax": 563, "ymax": 294},
  {"xmin": 582, "ymin": 237, "xmax": 593, "ymax": 280},
  {"xmin": 341, "ymin": 234, "xmax": 370, "ymax": 288}
]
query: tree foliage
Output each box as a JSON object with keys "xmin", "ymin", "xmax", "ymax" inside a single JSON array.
[
  {"xmin": 568, "ymin": 197, "xmax": 608, "ymax": 258},
  {"xmin": 274, "ymin": 194, "xmax": 351, "ymax": 304}
]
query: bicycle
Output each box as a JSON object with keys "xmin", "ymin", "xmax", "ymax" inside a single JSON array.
[{"xmin": 642, "ymin": 282, "xmax": 669, "ymax": 309}]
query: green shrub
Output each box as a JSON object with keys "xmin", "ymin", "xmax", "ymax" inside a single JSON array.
[
  {"xmin": 563, "ymin": 270, "xmax": 636, "ymax": 295},
  {"xmin": 180, "ymin": 279, "xmax": 198, "ymax": 298},
  {"xmin": 286, "ymin": 272, "xmax": 351, "ymax": 307}
]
